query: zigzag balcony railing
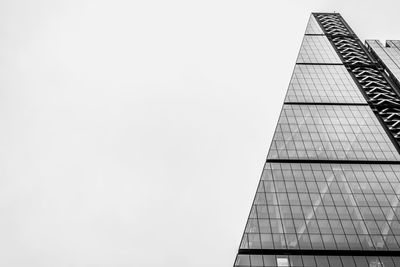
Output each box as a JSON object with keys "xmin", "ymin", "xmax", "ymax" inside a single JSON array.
[
  {"xmin": 379, "ymin": 108, "xmax": 400, "ymax": 138},
  {"xmin": 315, "ymin": 13, "xmax": 351, "ymax": 36},
  {"xmin": 314, "ymin": 13, "xmax": 400, "ymax": 148},
  {"xmin": 352, "ymin": 67, "xmax": 400, "ymax": 107},
  {"xmin": 332, "ymin": 37, "xmax": 372, "ymax": 65}
]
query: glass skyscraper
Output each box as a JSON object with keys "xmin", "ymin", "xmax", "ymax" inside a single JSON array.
[{"xmin": 233, "ymin": 13, "xmax": 400, "ymax": 267}]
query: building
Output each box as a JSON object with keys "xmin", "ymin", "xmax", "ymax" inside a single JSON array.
[{"xmin": 233, "ymin": 13, "xmax": 400, "ymax": 267}]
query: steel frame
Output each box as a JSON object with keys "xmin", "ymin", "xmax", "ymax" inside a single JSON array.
[{"xmin": 313, "ymin": 13, "xmax": 400, "ymax": 151}]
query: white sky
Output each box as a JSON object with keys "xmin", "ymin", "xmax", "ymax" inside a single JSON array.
[{"xmin": 1, "ymin": 0, "xmax": 400, "ymax": 266}]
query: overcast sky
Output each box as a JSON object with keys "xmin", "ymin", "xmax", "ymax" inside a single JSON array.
[{"xmin": 1, "ymin": 0, "xmax": 400, "ymax": 266}]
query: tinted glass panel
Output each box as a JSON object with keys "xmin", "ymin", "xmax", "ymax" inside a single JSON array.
[
  {"xmin": 267, "ymin": 105, "xmax": 400, "ymax": 161},
  {"xmin": 234, "ymin": 254, "xmax": 400, "ymax": 267},
  {"xmin": 296, "ymin": 36, "xmax": 342, "ymax": 64},
  {"xmin": 305, "ymin": 15, "xmax": 324, "ymax": 35},
  {"xmin": 285, "ymin": 65, "xmax": 366, "ymax": 104},
  {"xmin": 367, "ymin": 40, "xmax": 400, "ymax": 85},
  {"xmin": 239, "ymin": 163, "xmax": 400, "ymax": 251}
]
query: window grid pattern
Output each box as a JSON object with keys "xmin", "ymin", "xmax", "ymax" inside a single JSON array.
[
  {"xmin": 285, "ymin": 65, "xmax": 366, "ymax": 104},
  {"xmin": 267, "ymin": 105, "xmax": 400, "ymax": 161},
  {"xmin": 239, "ymin": 163, "xmax": 400, "ymax": 252},
  {"xmin": 387, "ymin": 40, "xmax": 400, "ymax": 48},
  {"xmin": 234, "ymin": 15, "xmax": 400, "ymax": 267},
  {"xmin": 305, "ymin": 15, "xmax": 324, "ymax": 35},
  {"xmin": 235, "ymin": 254, "xmax": 400, "ymax": 267},
  {"xmin": 367, "ymin": 40, "xmax": 400, "ymax": 85},
  {"xmin": 296, "ymin": 36, "xmax": 342, "ymax": 64}
]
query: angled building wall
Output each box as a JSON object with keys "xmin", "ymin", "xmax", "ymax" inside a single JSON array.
[
  {"xmin": 234, "ymin": 13, "xmax": 400, "ymax": 267},
  {"xmin": 367, "ymin": 40, "xmax": 400, "ymax": 87}
]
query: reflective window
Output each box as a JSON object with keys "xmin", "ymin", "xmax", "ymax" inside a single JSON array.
[
  {"xmin": 305, "ymin": 15, "xmax": 324, "ymax": 35},
  {"xmin": 296, "ymin": 36, "xmax": 342, "ymax": 64},
  {"xmin": 285, "ymin": 65, "xmax": 366, "ymax": 104},
  {"xmin": 276, "ymin": 257, "xmax": 289, "ymax": 267},
  {"xmin": 234, "ymin": 15, "xmax": 400, "ymax": 267},
  {"xmin": 234, "ymin": 254, "xmax": 400, "ymax": 267},
  {"xmin": 239, "ymin": 163, "xmax": 400, "ymax": 251},
  {"xmin": 367, "ymin": 40, "xmax": 400, "ymax": 85},
  {"xmin": 267, "ymin": 105, "xmax": 400, "ymax": 161}
]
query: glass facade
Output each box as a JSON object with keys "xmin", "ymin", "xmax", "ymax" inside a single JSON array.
[
  {"xmin": 366, "ymin": 40, "xmax": 400, "ymax": 85},
  {"xmin": 234, "ymin": 13, "xmax": 400, "ymax": 267},
  {"xmin": 242, "ymin": 163, "xmax": 400, "ymax": 251},
  {"xmin": 284, "ymin": 65, "xmax": 366, "ymax": 104},
  {"xmin": 267, "ymin": 105, "xmax": 400, "ymax": 161},
  {"xmin": 304, "ymin": 15, "xmax": 324, "ymax": 35},
  {"xmin": 296, "ymin": 36, "xmax": 342, "ymax": 64},
  {"xmin": 235, "ymin": 255, "xmax": 400, "ymax": 267}
]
